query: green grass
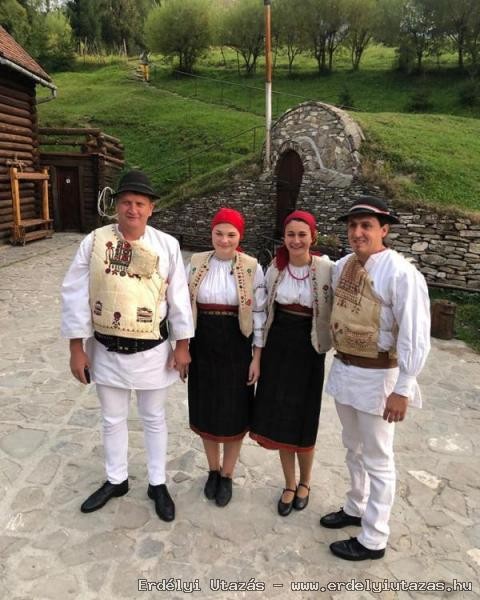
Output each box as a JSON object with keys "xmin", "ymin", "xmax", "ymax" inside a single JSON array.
[
  {"xmin": 429, "ymin": 289, "xmax": 480, "ymax": 353},
  {"xmin": 40, "ymin": 45, "xmax": 480, "ymax": 213},
  {"xmin": 39, "ymin": 62, "xmax": 263, "ymax": 195}
]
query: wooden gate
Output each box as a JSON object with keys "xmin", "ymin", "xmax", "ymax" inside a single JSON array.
[{"xmin": 275, "ymin": 150, "xmax": 304, "ymax": 236}]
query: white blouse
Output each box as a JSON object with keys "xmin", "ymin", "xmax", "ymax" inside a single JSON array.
[
  {"xmin": 274, "ymin": 263, "xmax": 313, "ymax": 307},
  {"xmin": 186, "ymin": 255, "xmax": 267, "ymax": 347}
]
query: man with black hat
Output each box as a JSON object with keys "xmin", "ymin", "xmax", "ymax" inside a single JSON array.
[
  {"xmin": 320, "ymin": 196, "xmax": 430, "ymax": 560},
  {"xmin": 61, "ymin": 170, "xmax": 194, "ymax": 522}
]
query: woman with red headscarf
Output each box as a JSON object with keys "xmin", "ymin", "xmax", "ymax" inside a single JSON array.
[
  {"xmin": 186, "ymin": 208, "xmax": 266, "ymax": 507},
  {"xmin": 250, "ymin": 210, "xmax": 332, "ymax": 516}
]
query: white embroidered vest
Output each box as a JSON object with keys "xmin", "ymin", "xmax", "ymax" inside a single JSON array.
[
  {"xmin": 188, "ymin": 250, "xmax": 257, "ymax": 338},
  {"xmin": 89, "ymin": 225, "xmax": 167, "ymax": 339},
  {"xmin": 331, "ymin": 254, "xmax": 397, "ymax": 358},
  {"xmin": 263, "ymin": 255, "xmax": 333, "ymax": 354}
]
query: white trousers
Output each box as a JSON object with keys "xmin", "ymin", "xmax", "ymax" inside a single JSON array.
[
  {"xmin": 335, "ymin": 401, "xmax": 396, "ymax": 550},
  {"xmin": 96, "ymin": 384, "xmax": 168, "ymax": 486}
]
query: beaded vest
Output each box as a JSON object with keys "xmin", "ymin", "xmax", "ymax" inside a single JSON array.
[
  {"xmin": 89, "ymin": 225, "xmax": 167, "ymax": 339},
  {"xmin": 263, "ymin": 255, "xmax": 333, "ymax": 354},
  {"xmin": 188, "ymin": 250, "xmax": 257, "ymax": 338},
  {"xmin": 331, "ymin": 254, "xmax": 397, "ymax": 358}
]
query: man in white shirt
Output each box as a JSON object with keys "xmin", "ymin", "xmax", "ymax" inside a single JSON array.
[
  {"xmin": 320, "ymin": 196, "xmax": 430, "ymax": 560},
  {"xmin": 61, "ymin": 170, "xmax": 194, "ymax": 521}
]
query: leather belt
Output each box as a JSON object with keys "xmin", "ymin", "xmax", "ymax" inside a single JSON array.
[
  {"xmin": 94, "ymin": 319, "xmax": 168, "ymax": 354},
  {"xmin": 277, "ymin": 302, "xmax": 313, "ymax": 317},
  {"xmin": 197, "ymin": 302, "xmax": 238, "ymax": 316},
  {"xmin": 335, "ymin": 351, "xmax": 398, "ymax": 369}
]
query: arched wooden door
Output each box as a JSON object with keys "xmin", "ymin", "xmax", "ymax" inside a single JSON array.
[{"xmin": 275, "ymin": 150, "xmax": 304, "ymax": 236}]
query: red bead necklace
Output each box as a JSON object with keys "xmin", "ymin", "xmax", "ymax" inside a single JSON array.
[{"xmin": 287, "ymin": 263, "xmax": 309, "ymax": 281}]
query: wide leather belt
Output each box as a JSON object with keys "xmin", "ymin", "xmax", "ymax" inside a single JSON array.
[
  {"xmin": 277, "ymin": 302, "xmax": 313, "ymax": 317},
  {"xmin": 94, "ymin": 319, "xmax": 168, "ymax": 354},
  {"xmin": 197, "ymin": 302, "xmax": 238, "ymax": 316},
  {"xmin": 335, "ymin": 351, "xmax": 398, "ymax": 369}
]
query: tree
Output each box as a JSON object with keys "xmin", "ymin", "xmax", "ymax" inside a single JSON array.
[
  {"xmin": 344, "ymin": 0, "xmax": 379, "ymax": 70},
  {"xmin": 39, "ymin": 9, "xmax": 75, "ymax": 69},
  {"xmin": 302, "ymin": 0, "xmax": 349, "ymax": 72},
  {"xmin": 66, "ymin": 0, "xmax": 103, "ymax": 49},
  {"xmin": 0, "ymin": 0, "xmax": 29, "ymax": 45},
  {"xmin": 145, "ymin": 0, "xmax": 212, "ymax": 73},
  {"xmin": 219, "ymin": 0, "xmax": 264, "ymax": 75},
  {"xmin": 399, "ymin": 0, "xmax": 440, "ymax": 71},
  {"xmin": 273, "ymin": 0, "xmax": 307, "ymax": 75},
  {"xmin": 437, "ymin": 0, "xmax": 480, "ymax": 70}
]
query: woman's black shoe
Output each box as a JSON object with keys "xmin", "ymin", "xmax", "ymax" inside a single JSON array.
[
  {"xmin": 293, "ymin": 482, "xmax": 310, "ymax": 511},
  {"xmin": 277, "ymin": 487, "xmax": 296, "ymax": 516},
  {"xmin": 80, "ymin": 479, "xmax": 128, "ymax": 513},
  {"xmin": 204, "ymin": 470, "xmax": 221, "ymax": 500},
  {"xmin": 215, "ymin": 475, "xmax": 232, "ymax": 507}
]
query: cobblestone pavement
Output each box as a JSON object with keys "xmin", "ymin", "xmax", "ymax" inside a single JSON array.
[{"xmin": 0, "ymin": 233, "xmax": 479, "ymax": 600}]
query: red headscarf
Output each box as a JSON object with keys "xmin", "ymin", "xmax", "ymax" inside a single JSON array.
[
  {"xmin": 276, "ymin": 210, "xmax": 318, "ymax": 271},
  {"xmin": 211, "ymin": 207, "xmax": 245, "ymax": 239}
]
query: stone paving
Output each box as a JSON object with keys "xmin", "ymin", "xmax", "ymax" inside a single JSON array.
[{"xmin": 0, "ymin": 233, "xmax": 479, "ymax": 600}]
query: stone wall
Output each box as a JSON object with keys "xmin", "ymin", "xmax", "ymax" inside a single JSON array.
[{"xmin": 151, "ymin": 101, "xmax": 480, "ymax": 291}]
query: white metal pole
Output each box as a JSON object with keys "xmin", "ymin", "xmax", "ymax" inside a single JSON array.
[{"xmin": 264, "ymin": 0, "xmax": 272, "ymax": 171}]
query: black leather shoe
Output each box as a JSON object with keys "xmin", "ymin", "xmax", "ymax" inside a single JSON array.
[
  {"xmin": 330, "ymin": 537, "xmax": 385, "ymax": 561},
  {"xmin": 277, "ymin": 487, "xmax": 296, "ymax": 516},
  {"xmin": 80, "ymin": 479, "xmax": 128, "ymax": 513},
  {"xmin": 148, "ymin": 484, "xmax": 175, "ymax": 522},
  {"xmin": 320, "ymin": 507, "xmax": 362, "ymax": 529},
  {"xmin": 215, "ymin": 475, "xmax": 233, "ymax": 507},
  {"xmin": 293, "ymin": 482, "xmax": 310, "ymax": 511},
  {"xmin": 204, "ymin": 470, "xmax": 221, "ymax": 500}
]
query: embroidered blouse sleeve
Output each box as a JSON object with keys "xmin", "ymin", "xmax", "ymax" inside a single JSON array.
[
  {"xmin": 252, "ymin": 263, "xmax": 267, "ymax": 348},
  {"xmin": 60, "ymin": 234, "xmax": 94, "ymax": 339},
  {"xmin": 166, "ymin": 241, "xmax": 195, "ymax": 341},
  {"xmin": 391, "ymin": 263, "xmax": 431, "ymax": 398}
]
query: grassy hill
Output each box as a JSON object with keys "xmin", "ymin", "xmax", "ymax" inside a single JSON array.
[{"xmin": 39, "ymin": 46, "xmax": 480, "ymax": 214}]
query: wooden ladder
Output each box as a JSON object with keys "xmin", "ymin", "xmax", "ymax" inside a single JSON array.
[{"xmin": 9, "ymin": 167, "xmax": 53, "ymax": 245}]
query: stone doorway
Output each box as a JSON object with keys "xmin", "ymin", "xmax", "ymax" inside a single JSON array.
[{"xmin": 275, "ymin": 149, "xmax": 304, "ymax": 236}]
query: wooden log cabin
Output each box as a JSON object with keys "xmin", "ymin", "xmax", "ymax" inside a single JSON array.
[
  {"xmin": 0, "ymin": 25, "xmax": 56, "ymax": 244},
  {"xmin": 0, "ymin": 26, "xmax": 124, "ymax": 244}
]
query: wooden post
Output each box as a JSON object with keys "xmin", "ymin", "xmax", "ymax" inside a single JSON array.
[
  {"xmin": 9, "ymin": 167, "xmax": 21, "ymax": 226},
  {"xmin": 41, "ymin": 167, "xmax": 50, "ymax": 221},
  {"xmin": 431, "ymin": 299, "xmax": 457, "ymax": 340}
]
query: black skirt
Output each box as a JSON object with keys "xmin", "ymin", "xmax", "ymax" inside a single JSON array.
[
  {"xmin": 250, "ymin": 310, "xmax": 325, "ymax": 452},
  {"xmin": 188, "ymin": 313, "xmax": 253, "ymax": 441}
]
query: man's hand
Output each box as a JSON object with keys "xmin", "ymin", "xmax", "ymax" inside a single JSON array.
[
  {"xmin": 383, "ymin": 392, "xmax": 408, "ymax": 423},
  {"xmin": 170, "ymin": 339, "xmax": 191, "ymax": 382},
  {"xmin": 69, "ymin": 339, "xmax": 90, "ymax": 384}
]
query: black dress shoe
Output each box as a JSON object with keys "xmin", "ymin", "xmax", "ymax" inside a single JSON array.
[
  {"xmin": 320, "ymin": 507, "xmax": 362, "ymax": 529},
  {"xmin": 215, "ymin": 475, "xmax": 233, "ymax": 507},
  {"xmin": 330, "ymin": 537, "xmax": 385, "ymax": 561},
  {"xmin": 293, "ymin": 482, "xmax": 310, "ymax": 511},
  {"xmin": 277, "ymin": 487, "xmax": 296, "ymax": 517},
  {"xmin": 148, "ymin": 484, "xmax": 175, "ymax": 522},
  {"xmin": 204, "ymin": 470, "xmax": 221, "ymax": 500},
  {"xmin": 80, "ymin": 480, "xmax": 128, "ymax": 513}
]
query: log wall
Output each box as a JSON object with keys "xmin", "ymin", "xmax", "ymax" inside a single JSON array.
[{"xmin": 0, "ymin": 67, "xmax": 39, "ymax": 242}]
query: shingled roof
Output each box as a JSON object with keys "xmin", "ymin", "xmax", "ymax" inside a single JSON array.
[{"xmin": 0, "ymin": 25, "xmax": 52, "ymax": 85}]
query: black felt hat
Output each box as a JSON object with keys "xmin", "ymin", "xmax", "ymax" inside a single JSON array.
[
  {"xmin": 113, "ymin": 170, "xmax": 160, "ymax": 200},
  {"xmin": 337, "ymin": 195, "xmax": 400, "ymax": 224}
]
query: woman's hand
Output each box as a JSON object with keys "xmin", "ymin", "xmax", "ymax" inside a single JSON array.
[
  {"xmin": 247, "ymin": 346, "xmax": 262, "ymax": 386},
  {"xmin": 70, "ymin": 339, "xmax": 90, "ymax": 384},
  {"xmin": 170, "ymin": 339, "xmax": 191, "ymax": 382}
]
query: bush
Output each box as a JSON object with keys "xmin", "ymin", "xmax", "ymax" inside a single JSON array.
[
  {"xmin": 338, "ymin": 85, "xmax": 355, "ymax": 110},
  {"xmin": 458, "ymin": 80, "xmax": 480, "ymax": 107},
  {"xmin": 406, "ymin": 88, "xmax": 433, "ymax": 112}
]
